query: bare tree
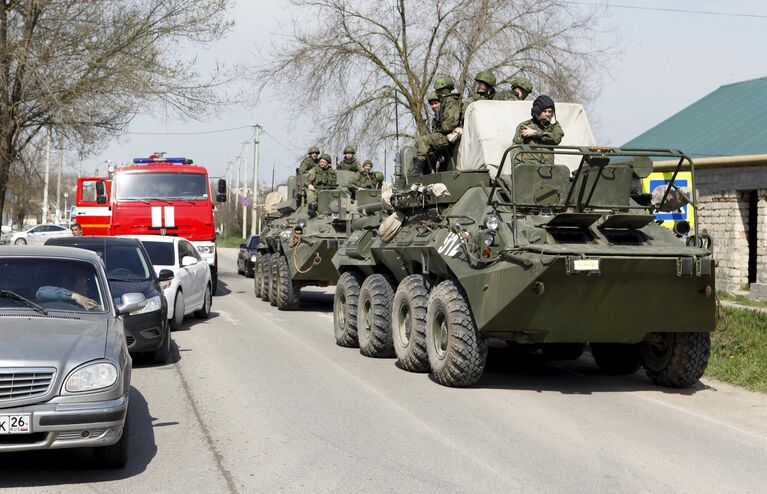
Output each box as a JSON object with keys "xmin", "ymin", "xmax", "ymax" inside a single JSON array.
[
  {"xmin": 0, "ymin": 0, "xmax": 234, "ymax": 220},
  {"xmin": 256, "ymin": 0, "xmax": 610, "ymax": 155}
]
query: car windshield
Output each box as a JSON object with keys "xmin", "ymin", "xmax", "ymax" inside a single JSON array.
[
  {"xmin": 115, "ymin": 172, "xmax": 208, "ymax": 200},
  {"xmin": 72, "ymin": 244, "xmax": 153, "ymax": 282},
  {"xmin": 141, "ymin": 241, "xmax": 175, "ymax": 266},
  {"xmin": 0, "ymin": 258, "xmax": 107, "ymax": 313}
]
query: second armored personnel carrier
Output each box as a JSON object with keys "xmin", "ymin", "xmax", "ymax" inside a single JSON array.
[{"xmin": 332, "ymin": 101, "xmax": 716, "ymax": 388}]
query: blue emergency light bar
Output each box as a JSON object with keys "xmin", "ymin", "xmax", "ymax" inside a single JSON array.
[{"xmin": 132, "ymin": 157, "xmax": 192, "ymax": 164}]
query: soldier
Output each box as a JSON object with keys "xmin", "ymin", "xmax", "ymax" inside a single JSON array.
[
  {"xmin": 338, "ymin": 146, "xmax": 361, "ymax": 172},
  {"xmin": 413, "ymin": 75, "xmax": 462, "ymax": 176},
  {"xmin": 427, "ymin": 92, "xmax": 441, "ymax": 132},
  {"xmin": 347, "ymin": 159, "xmax": 378, "ymax": 192},
  {"xmin": 306, "ymin": 153, "xmax": 337, "ymax": 217},
  {"xmin": 298, "ymin": 146, "xmax": 321, "ymax": 174},
  {"xmin": 497, "ymin": 77, "xmax": 533, "ymax": 101},
  {"xmin": 512, "ymin": 95, "xmax": 564, "ymax": 165},
  {"xmin": 462, "ymin": 70, "xmax": 497, "ymax": 113}
]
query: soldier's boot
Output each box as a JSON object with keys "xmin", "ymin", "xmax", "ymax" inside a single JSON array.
[
  {"xmin": 308, "ymin": 203, "xmax": 318, "ymax": 218},
  {"xmin": 410, "ymin": 158, "xmax": 428, "ymax": 176}
]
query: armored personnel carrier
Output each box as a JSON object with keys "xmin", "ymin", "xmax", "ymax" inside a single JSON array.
[
  {"xmin": 254, "ymin": 171, "xmax": 361, "ymax": 310},
  {"xmin": 332, "ymin": 101, "xmax": 716, "ymax": 388}
]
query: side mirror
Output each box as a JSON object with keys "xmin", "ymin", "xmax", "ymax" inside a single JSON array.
[
  {"xmin": 239, "ymin": 243, "xmax": 246, "ymax": 249},
  {"xmin": 216, "ymin": 193, "xmax": 227, "ymax": 203},
  {"xmin": 97, "ymin": 196, "xmax": 107, "ymax": 204},
  {"xmin": 117, "ymin": 292, "xmax": 147, "ymax": 315},
  {"xmin": 158, "ymin": 269, "xmax": 175, "ymax": 282},
  {"xmin": 96, "ymin": 181, "xmax": 106, "ymax": 195},
  {"xmin": 181, "ymin": 256, "xmax": 197, "ymax": 267},
  {"xmin": 217, "ymin": 178, "xmax": 226, "ymax": 194}
]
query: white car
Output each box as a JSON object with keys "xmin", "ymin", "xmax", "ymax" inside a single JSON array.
[
  {"xmin": 10, "ymin": 224, "xmax": 72, "ymax": 245},
  {"xmin": 124, "ymin": 235, "xmax": 212, "ymax": 330}
]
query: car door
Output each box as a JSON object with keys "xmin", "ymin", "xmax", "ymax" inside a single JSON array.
[
  {"xmin": 177, "ymin": 240, "xmax": 201, "ymax": 311},
  {"xmin": 27, "ymin": 225, "xmax": 47, "ymax": 245},
  {"xmin": 182, "ymin": 240, "xmax": 206, "ymax": 308}
]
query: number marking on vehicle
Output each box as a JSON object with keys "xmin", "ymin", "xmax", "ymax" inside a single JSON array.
[{"xmin": 0, "ymin": 414, "xmax": 32, "ymax": 434}]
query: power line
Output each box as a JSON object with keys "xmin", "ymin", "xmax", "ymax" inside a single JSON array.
[
  {"xmin": 126, "ymin": 125, "xmax": 254, "ymax": 136},
  {"xmin": 561, "ymin": 1, "xmax": 767, "ymax": 19}
]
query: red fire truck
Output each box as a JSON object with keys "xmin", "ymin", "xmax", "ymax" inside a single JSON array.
[{"xmin": 74, "ymin": 154, "xmax": 227, "ymax": 293}]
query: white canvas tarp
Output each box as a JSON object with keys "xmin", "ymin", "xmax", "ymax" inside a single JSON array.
[{"xmin": 457, "ymin": 101, "xmax": 596, "ymax": 174}]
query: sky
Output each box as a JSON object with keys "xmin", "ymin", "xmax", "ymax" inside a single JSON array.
[{"xmin": 82, "ymin": 0, "xmax": 766, "ymax": 189}]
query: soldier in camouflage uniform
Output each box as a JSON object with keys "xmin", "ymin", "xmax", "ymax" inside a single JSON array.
[
  {"xmin": 462, "ymin": 70, "xmax": 496, "ymax": 113},
  {"xmin": 347, "ymin": 159, "xmax": 378, "ymax": 193},
  {"xmin": 298, "ymin": 146, "xmax": 321, "ymax": 174},
  {"xmin": 427, "ymin": 92, "xmax": 441, "ymax": 132},
  {"xmin": 338, "ymin": 146, "xmax": 361, "ymax": 172},
  {"xmin": 413, "ymin": 75, "xmax": 462, "ymax": 176},
  {"xmin": 306, "ymin": 153, "xmax": 337, "ymax": 216},
  {"xmin": 496, "ymin": 77, "xmax": 533, "ymax": 102},
  {"xmin": 512, "ymin": 95, "xmax": 564, "ymax": 165}
]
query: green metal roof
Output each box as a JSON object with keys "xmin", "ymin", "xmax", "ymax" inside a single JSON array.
[{"xmin": 623, "ymin": 76, "xmax": 767, "ymax": 158}]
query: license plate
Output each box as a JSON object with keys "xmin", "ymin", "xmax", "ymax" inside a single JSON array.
[
  {"xmin": 0, "ymin": 414, "xmax": 32, "ymax": 434},
  {"xmin": 573, "ymin": 259, "xmax": 600, "ymax": 272}
]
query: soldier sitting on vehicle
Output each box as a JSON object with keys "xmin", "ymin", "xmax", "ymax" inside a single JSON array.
[
  {"xmin": 496, "ymin": 77, "xmax": 533, "ymax": 101},
  {"xmin": 427, "ymin": 92, "xmax": 441, "ymax": 132},
  {"xmin": 298, "ymin": 146, "xmax": 321, "ymax": 174},
  {"xmin": 338, "ymin": 146, "xmax": 361, "ymax": 172},
  {"xmin": 306, "ymin": 154, "xmax": 337, "ymax": 217},
  {"xmin": 512, "ymin": 95, "xmax": 564, "ymax": 165},
  {"xmin": 412, "ymin": 75, "xmax": 463, "ymax": 176},
  {"xmin": 462, "ymin": 70, "xmax": 497, "ymax": 113},
  {"xmin": 347, "ymin": 160, "xmax": 380, "ymax": 194}
]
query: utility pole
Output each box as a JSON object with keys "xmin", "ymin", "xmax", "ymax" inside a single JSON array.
[
  {"xmin": 251, "ymin": 125, "xmax": 262, "ymax": 235},
  {"xmin": 42, "ymin": 128, "xmax": 51, "ymax": 223},
  {"xmin": 241, "ymin": 141, "xmax": 249, "ymax": 240},
  {"xmin": 271, "ymin": 162, "xmax": 275, "ymax": 192},
  {"xmin": 56, "ymin": 141, "xmax": 63, "ymax": 222},
  {"xmin": 226, "ymin": 161, "xmax": 233, "ymax": 203}
]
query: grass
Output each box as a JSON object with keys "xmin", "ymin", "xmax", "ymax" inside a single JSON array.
[
  {"xmin": 707, "ymin": 307, "xmax": 767, "ymax": 392},
  {"xmin": 216, "ymin": 235, "xmax": 247, "ymax": 248},
  {"xmin": 717, "ymin": 291, "xmax": 767, "ymax": 309}
]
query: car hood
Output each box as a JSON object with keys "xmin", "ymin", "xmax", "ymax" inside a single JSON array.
[{"xmin": 0, "ymin": 314, "xmax": 108, "ymax": 367}]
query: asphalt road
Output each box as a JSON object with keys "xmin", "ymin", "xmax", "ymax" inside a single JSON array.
[{"xmin": 3, "ymin": 248, "xmax": 767, "ymax": 493}]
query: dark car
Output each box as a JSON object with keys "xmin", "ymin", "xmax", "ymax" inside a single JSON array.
[
  {"xmin": 46, "ymin": 237, "xmax": 172, "ymax": 364},
  {"xmin": 237, "ymin": 235, "xmax": 260, "ymax": 277}
]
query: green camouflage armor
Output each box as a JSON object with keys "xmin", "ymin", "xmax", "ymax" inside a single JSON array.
[
  {"xmin": 416, "ymin": 92, "xmax": 462, "ymax": 160},
  {"xmin": 306, "ymin": 165, "xmax": 338, "ymax": 205},
  {"xmin": 338, "ymin": 157, "xmax": 361, "ymax": 172},
  {"xmin": 495, "ymin": 89, "xmax": 522, "ymax": 101},
  {"xmin": 512, "ymin": 118, "xmax": 565, "ymax": 164},
  {"xmin": 347, "ymin": 170, "xmax": 377, "ymax": 191},
  {"xmin": 462, "ymin": 92, "xmax": 494, "ymax": 113},
  {"xmin": 299, "ymin": 156, "xmax": 319, "ymax": 174}
]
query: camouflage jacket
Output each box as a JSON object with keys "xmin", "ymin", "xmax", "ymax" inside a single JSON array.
[
  {"xmin": 512, "ymin": 118, "xmax": 565, "ymax": 164},
  {"xmin": 430, "ymin": 111, "xmax": 442, "ymax": 133},
  {"xmin": 347, "ymin": 171, "xmax": 377, "ymax": 191},
  {"xmin": 461, "ymin": 92, "xmax": 494, "ymax": 113},
  {"xmin": 338, "ymin": 158, "xmax": 361, "ymax": 172},
  {"xmin": 307, "ymin": 166, "xmax": 337, "ymax": 187},
  {"xmin": 436, "ymin": 93, "xmax": 462, "ymax": 134},
  {"xmin": 495, "ymin": 89, "xmax": 522, "ymax": 101},
  {"xmin": 298, "ymin": 156, "xmax": 318, "ymax": 174}
]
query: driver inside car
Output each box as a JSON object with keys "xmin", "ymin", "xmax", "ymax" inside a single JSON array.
[{"xmin": 36, "ymin": 272, "xmax": 100, "ymax": 310}]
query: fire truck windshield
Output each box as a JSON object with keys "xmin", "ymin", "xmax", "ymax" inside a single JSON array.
[{"xmin": 115, "ymin": 172, "xmax": 208, "ymax": 201}]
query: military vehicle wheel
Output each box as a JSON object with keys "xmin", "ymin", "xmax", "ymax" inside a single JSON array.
[
  {"xmin": 275, "ymin": 255, "xmax": 301, "ymax": 310},
  {"xmin": 541, "ymin": 343, "xmax": 585, "ymax": 361},
  {"xmin": 253, "ymin": 253, "xmax": 262, "ymax": 298},
  {"xmin": 268, "ymin": 255, "xmax": 279, "ymax": 306},
  {"xmin": 259, "ymin": 254, "xmax": 272, "ymax": 302},
  {"xmin": 590, "ymin": 343, "xmax": 641, "ymax": 374},
  {"xmin": 392, "ymin": 275, "xmax": 431, "ymax": 372},
  {"xmin": 334, "ymin": 271, "xmax": 364, "ymax": 347},
  {"xmin": 641, "ymin": 332, "xmax": 710, "ymax": 388},
  {"xmin": 358, "ymin": 274, "xmax": 396, "ymax": 358},
  {"xmin": 426, "ymin": 280, "xmax": 487, "ymax": 387}
]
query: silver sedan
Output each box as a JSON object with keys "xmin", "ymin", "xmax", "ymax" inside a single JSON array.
[{"xmin": 0, "ymin": 246, "xmax": 145, "ymax": 468}]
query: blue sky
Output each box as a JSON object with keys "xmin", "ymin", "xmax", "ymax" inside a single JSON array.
[{"xmin": 84, "ymin": 0, "xmax": 766, "ymax": 186}]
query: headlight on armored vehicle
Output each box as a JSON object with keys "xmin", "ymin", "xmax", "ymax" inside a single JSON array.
[
  {"xmin": 65, "ymin": 362, "xmax": 118, "ymax": 392},
  {"xmin": 484, "ymin": 232, "xmax": 495, "ymax": 246},
  {"xmin": 484, "ymin": 215, "xmax": 500, "ymax": 231},
  {"xmin": 297, "ymin": 218, "xmax": 307, "ymax": 229},
  {"xmin": 131, "ymin": 295, "xmax": 161, "ymax": 314}
]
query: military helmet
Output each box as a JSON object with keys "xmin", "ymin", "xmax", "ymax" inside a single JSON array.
[
  {"xmin": 308, "ymin": 146, "xmax": 320, "ymax": 154},
  {"xmin": 474, "ymin": 70, "xmax": 496, "ymax": 88},
  {"xmin": 319, "ymin": 153, "xmax": 332, "ymax": 163},
  {"xmin": 433, "ymin": 75, "xmax": 456, "ymax": 92},
  {"xmin": 511, "ymin": 77, "xmax": 533, "ymax": 93},
  {"xmin": 343, "ymin": 146, "xmax": 356, "ymax": 154},
  {"xmin": 426, "ymin": 92, "xmax": 439, "ymax": 102},
  {"xmin": 363, "ymin": 159, "xmax": 373, "ymax": 167}
]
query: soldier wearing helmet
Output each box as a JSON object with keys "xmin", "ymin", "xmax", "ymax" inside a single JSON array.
[
  {"xmin": 347, "ymin": 159, "xmax": 379, "ymax": 193},
  {"xmin": 338, "ymin": 145, "xmax": 361, "ymax": 172},
  {"xmin": 413, "ymin": 75, "xmax": 462, "ymax": 176},
  {"xmin": 305, "ymin": 153, "xmax": 338, "ymax": 217},
  {"xmin": 299, "ymin": 146, "xmax": 321, "ymax": 174},
  {"xmin": 427, "ymin": 92, "xmax": 441, "ymax": 132},
  {"xmin": 497, "ymin": 77, "xmax": 533, "ymax": 101},
  {"xmin": 512, "ymin": 94, "xmax": 564, "ymax": 164},
  {"xmin": 462, "ymin": 70, "xmax": 497, "ymax": 113}
]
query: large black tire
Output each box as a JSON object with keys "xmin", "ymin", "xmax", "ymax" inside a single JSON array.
[
  {"xmin": 641, "ymin": 332, "xmax": 710, "ymax": 388},
  {"xmin": 259, "ymin": 253, "xmax": 272, "ymax": 302},
  {"xmin": 425, "ymin": 280, "xmax": 486, "ymax": 387},
  {"xmin": 152, "ymin": 321, "xmax": 171, "ymax": 364},
  {"xmin": 590, "ymin": 343, "xmax": 641, "ymax": 374},
  {"xmin": 357, "ymin": 274, "xmax": 396, "ymax": 358},
  {"xmin": 93, "ymin": 411, "xmax": 130, "ymax": 468},
  {"xmin": 275, "ymin": 254, "xmax": 301, "ymax": 310},
  {"xmin": 541, "ymin": 343, "xmax": 585, "ymax": 361},
  {"xmin": 253, "ymin": 253, "xmax": 263, "ymax": 298},
  {"xmin": 392, "ymin": 274, "xmax": 431, "ymax": 372},
  {"xmin": 194, "ymin": 284, "xmax": 212, "ymax": 319},
  {"xmin": 268, "ymin": 254, "xmax": 279, "ymax": 306},
  {"xmin": 334, "ymin": 271, "xmax": 364, "ymax": 348},
  {"xmin": 170, "ymin": 292, "xmax": 184, "ymax": 331}
]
